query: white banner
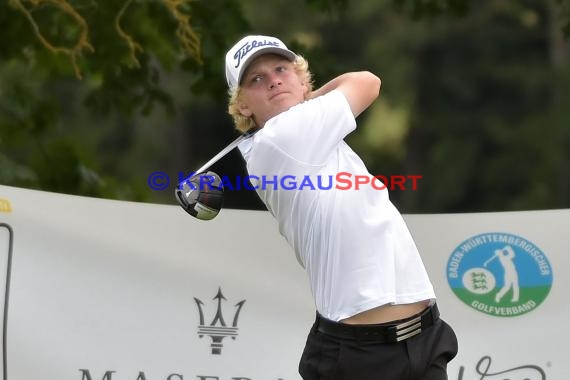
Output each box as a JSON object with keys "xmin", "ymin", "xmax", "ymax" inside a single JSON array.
[{"xmin": 0, "ymin": 185, "xmax": 568, "ymax": 380}]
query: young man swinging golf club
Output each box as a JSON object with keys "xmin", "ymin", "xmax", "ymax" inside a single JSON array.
[{"xmin": 225, "ymin": 35, "xmax": 458, "ymax": 380}]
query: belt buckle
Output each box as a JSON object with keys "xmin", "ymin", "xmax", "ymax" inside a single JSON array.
[{"xmin": 393, "ymin": 315, "xmax": 422, "ymax": 342}]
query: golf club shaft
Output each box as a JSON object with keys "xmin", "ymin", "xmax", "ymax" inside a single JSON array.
[{"xmin": 193, "ymin": 132, "xmax": 252, "ymax": 175}]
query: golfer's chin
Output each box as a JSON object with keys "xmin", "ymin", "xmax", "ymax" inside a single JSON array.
[
  {"xmin": 273, "ymin": 98, "xmax": 303, "ymax": 115},
  {"xmin": 256, "ymin": 99, "xmax": 304, "ymax": 127}
]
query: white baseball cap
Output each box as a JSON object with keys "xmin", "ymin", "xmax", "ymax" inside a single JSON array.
[{"xmin": 225, "ymin": 35, "xmax": 297, "ymax": 90}]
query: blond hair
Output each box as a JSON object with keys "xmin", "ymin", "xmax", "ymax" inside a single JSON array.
[{"xmin": 227, "ymin": 55, "xmax": 314, "ymax": 133}]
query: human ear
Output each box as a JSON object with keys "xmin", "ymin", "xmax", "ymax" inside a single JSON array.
[
  {"xmin": 302, "ymin": 83, "xmax": 311, "ymax": 100},
  {"xmin": 238, "ymin": 102, "xmax": 253, "ymax": 117}
]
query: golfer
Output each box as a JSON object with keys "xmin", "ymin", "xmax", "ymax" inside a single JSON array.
[{"xmin": 225, "ymin": 35, "xmax": 458, "ymax": 380}]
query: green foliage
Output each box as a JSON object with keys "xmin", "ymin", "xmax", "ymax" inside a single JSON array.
[
  {"xmin": 393, "ymin": 0, "xmax": 570, "ymax": 212},
  {"xmin": 305, "ymin": 0, "xmax": 348, "ymax": 13},
  {"xmin": 392, "ymin": 0, "xmax": 470, "ymax": 18},
  {"xmin": 395, "ymin": 0, "xmax": 570, "ymax": 37},
  {"xmin": 0, "ymin": 0, "xmax": 250, "ymax": 200},
  {"xmin": 0, "ymin": 0, "xmax": 568, "ymax": 213}
]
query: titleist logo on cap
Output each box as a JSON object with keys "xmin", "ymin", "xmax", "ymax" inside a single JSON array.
[{"xmin": 233, "ymin": 39, "xmax": 280, "ymax": 68}]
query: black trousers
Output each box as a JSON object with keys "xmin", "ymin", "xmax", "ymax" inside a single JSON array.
[{"xmin": 298, "ymin": 306, "xmax": 458, "ymax": 380}]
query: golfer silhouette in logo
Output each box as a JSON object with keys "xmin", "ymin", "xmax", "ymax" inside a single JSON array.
[{"xmin": 484, "ymin": 245, "xmax": 520, "ymax": 303}]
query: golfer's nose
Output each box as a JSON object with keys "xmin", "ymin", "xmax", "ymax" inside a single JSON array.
[{"xmin": 268, "ymin": 75, "xmax": 282, "ymax": 89}]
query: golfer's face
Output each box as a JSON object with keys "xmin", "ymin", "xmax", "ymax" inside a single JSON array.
[{"xmin": 238, "ymin": 54, "xmax": 307, "ymax": 127}]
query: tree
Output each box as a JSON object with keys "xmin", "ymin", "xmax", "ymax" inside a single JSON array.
[
  {"xmin": 1, "ymin": 0, "xmax": 568, "ymax": 212},
  {"xmin": 0, "ymin": 0, "xmax": 250, "ymax": 200}
]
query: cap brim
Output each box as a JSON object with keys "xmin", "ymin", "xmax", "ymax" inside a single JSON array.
[{"xmin": 237, "ymin": 47, "xmax": 297, "ymax": 86}]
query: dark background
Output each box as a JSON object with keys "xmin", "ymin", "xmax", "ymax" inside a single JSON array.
[{"xmin": 1, "ymin": 0, "xmax": 569, "ymax": 213}]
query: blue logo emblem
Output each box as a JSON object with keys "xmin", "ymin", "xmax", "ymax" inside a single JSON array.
[{"xmin": 447, "ymin": 232, "xmax": 553, "ymax": 317}]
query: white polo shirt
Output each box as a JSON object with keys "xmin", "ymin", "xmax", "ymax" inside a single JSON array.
[{"xmin": 238, "ymin": 90, "xmax": 435, "ymax": 321}]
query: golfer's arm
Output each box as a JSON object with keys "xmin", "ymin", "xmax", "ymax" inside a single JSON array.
[{"xmin": 309, "ymin": 72, "xmax": 381, "ymax": 117}]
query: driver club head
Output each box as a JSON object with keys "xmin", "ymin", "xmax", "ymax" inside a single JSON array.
[{"xmin": 175, "ymin": 171, "xmax": 224, "ymax": 221}]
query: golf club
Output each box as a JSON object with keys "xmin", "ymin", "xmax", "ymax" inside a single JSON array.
[
  {"xmin": 193, "ymin": 129, "xmax": 257, "ymax": 176},
  {"xmin": 175, "ymin": 128, "xmax": 259, "ymax": 220}
]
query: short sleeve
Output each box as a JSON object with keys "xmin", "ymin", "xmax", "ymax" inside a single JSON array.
[{"xmin": 259, "ymin": 89, "xmax": 357, "ymax": 165}]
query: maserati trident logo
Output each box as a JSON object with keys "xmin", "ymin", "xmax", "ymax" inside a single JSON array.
[{"xmin": 194, "ymin": 287, "xmax": 246, "ymax": 355}]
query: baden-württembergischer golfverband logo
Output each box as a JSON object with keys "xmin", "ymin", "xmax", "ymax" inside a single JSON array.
[{"xmin": 447, "ymin": 232, "xmax": 553, "ymax": 317}]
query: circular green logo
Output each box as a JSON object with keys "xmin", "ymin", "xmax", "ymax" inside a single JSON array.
[{"xmin": 447, "ymin": 232, "xmax": 553, "ymax": 317}]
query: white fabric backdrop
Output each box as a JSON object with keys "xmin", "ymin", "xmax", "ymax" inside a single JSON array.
[{"xmin": 0, "ymin": 185, "xmax": 568, "ymax": 380}]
